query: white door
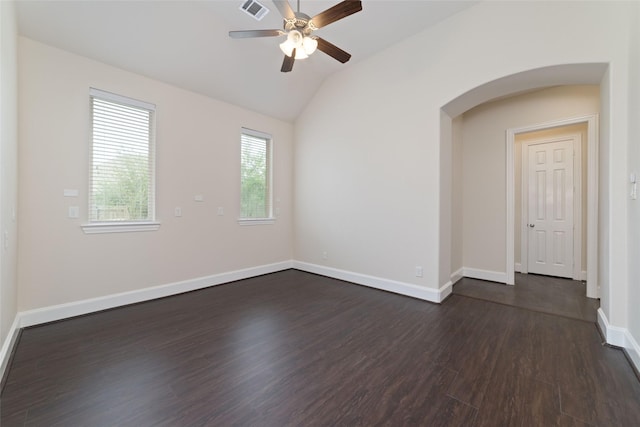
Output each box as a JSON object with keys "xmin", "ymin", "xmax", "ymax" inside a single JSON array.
[{"xmin": 527, "ymin": 139, "xmax": 574, "ymax": 278}]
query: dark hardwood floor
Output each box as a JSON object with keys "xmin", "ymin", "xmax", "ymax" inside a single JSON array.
[
  {"xmin": 1, "ymin": 270, "xmax": 639, "ymax": 426},
  {"xmin": 453, "ymin": 273, "xmax": 600, "ymax": 322}
]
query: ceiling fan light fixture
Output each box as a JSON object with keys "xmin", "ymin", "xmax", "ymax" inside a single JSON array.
[
  {"xmin": 280, "ymin": 30, "xmax": 316, "ymax": 59},
  {"xmin": 279, "ymin": 29, "xmax": 301, "ymax": 57},
  {"xmin": 280, "ymin": 41, "xmax": 309, "ymax": 59}
]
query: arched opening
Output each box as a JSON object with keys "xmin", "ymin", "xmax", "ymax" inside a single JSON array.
[{"xmin": 440, "ymin": 64, "xmax": 608, "ymax": 301}]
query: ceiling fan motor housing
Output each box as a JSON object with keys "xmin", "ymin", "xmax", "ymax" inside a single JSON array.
[{"xmin": 285, "ymin": 12, "xmax": 315, "ymax": 36}]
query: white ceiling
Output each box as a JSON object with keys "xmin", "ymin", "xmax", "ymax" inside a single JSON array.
[{"xmin": 16, "ymin": 0, "xmax": 478, "ymax": 121}]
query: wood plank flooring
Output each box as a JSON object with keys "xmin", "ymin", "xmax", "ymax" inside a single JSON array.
[
  {"xmin": 453, "ymin": 273, "xmax": 599, "ymax": 322},
  {"xmin": 2, "ymin": 270, "xmax": 639, "ymax": 426}
]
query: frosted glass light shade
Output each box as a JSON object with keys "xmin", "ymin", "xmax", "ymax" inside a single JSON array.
[
  {"xmin": 303, "ymin": 37, "xmax": 318, "ymax": 55},
  {"xmin": 279, "ymin": 41, "xmax": 309, "ymax": 59},
  {"xmin": 287, "ymin": 30, "xmax": 302, "ymax": 46},
  {"xmin": 279, "ymin": 30, "xmax": 317, "ymax": 59}
]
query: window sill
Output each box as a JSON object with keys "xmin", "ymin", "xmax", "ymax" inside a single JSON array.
[
  {"xmin": 82, "ymin": 222, "xmax": 161, "ymax": 234},
  {"xmin": 237, "ymin": 218, "xmax": 276, "ymax": 226}
]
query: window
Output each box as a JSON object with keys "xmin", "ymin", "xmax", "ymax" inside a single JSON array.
[
  {"xmin": 240, "ymin": 128, "xmax": 273, "ymax": 222},
  {"xmin": 84, "ymin": 88, "xmax": 158, "ymax": 233}
]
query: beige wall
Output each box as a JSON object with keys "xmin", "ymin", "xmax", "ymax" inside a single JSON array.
[
  {"xmin": 460, "ymin": 86, "xmax": 599, "ymax": 274},
  {"xmin": 1, "ymin": 0, "xmax": 19, "ymax": 369},
  {"xmin": 18, "ymin": 38, "xmax": 294, "ymax": 311}
]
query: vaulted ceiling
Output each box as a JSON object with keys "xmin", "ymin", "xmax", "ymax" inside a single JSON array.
[{"xmin": 16, "ymin": 0, "xmax": 478, "ymax": 121}]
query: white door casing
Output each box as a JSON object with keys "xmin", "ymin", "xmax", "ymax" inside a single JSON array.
[
  {"xmin": 523, "ymin": 137, "xmax": 578, "ymax": 278},
  {"xmin": 506, "ymin": 115, "xmax": 598, "ymax": 298}
]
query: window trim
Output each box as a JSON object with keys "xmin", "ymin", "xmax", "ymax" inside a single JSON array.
[
  {"xmin": 237, "ymin": 218, "xmax": 276, "ymax": 226},
  {"xmin": 82, "ymin": 222, "xmax": 161, "ymax": 234},
  {"xmin": 239, "ymin": 127, "xmax": 274, "ymax": 223},
  {"xmin": 84, "ymin": 88, "xmax": 159, "ymax": 234}
]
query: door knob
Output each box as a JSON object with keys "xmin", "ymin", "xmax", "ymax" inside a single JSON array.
[{"xmin": 528, "ymin": 224, "xmax": 535, "ymax": 228}]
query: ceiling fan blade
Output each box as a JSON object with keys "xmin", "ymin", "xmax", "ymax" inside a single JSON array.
[
  {"xmin": 316, "ymin": 38, "xmax": 351, "ymax": 63},
  {"xmin": 281, "ymin": 49, "xmax": 295, "ymax": 72},
  {"xmin": 229, "ymin": 29, "xmax": 283, "ymax": 38},
  {"xmin": 273, "ymin": 0, "xmax": 295, "ymax": 20},
  {"xmin": 310, "ymin": 0, "xmax": 362, "ymax": 29}
]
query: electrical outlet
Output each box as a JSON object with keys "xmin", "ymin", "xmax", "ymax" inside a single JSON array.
[
  {"xmin": 175, "ymin": 207, "xmax": 182, "ymax": 217},
  {"xmin": 217, "ymin": 207, "xmax": 224, "ymax": 216},
  {"xmin": 415, "ymin": 266, "xmax": 423, "ymax": 277},
  {"xmin": 322, "ymin": 251, "xmax": 328, "ymax": 260}
]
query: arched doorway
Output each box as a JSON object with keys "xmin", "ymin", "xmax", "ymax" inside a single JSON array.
[{"xmin": 439, "ymin": 63, "xmax": 607, "ymax": 299}]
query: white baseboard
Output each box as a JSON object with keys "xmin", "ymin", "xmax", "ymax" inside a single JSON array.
[
  {"xmin": 462, "ymin": 267, "xmax": 507, "ymax": 284},
  {"xmin": 515, "ymin": 265, "xmax": 586, "ymax": 281},
  {"xmin": 7, "ymin": 262, "xmax": 638, "ymax": 377},
  {"xmin": 0, "ymin": 315, "xmax": 21, "ymax": 382},
  {"xmin": 597, "ymin": 308, "xmax": 626, "ymax": 346},
  {"xmin": 450, "ymin": 268, "xmax": 463, "ymax": 285},
  {"xmin": 19, "ymin": 261, "xmax": 293, "ymax": 328},
  {"xmin": 293, "ymin": 261, "xmax": 450, "ymax": 303},
  {"xmin": 625, "ymin": 329, "xmax": 640, "ymax": 374},
  {"xmin": 597, "ymin": 308, "xmax": 640, "ymax": 373}
]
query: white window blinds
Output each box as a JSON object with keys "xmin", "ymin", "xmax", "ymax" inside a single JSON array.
[
  {"xmin": 89, "ymin": 88, "xmax": 155, "ymax": 223},
  {"xmin": 240, "ymin": 129, "xmax": 272, "ymax": 219}
]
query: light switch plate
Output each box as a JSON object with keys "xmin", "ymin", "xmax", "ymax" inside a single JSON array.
[
  {"xmin": 68, "ymin": 206, "xmax": 79, "ymax": 218},
  {"xmin": 64, "ymin": 189, "xmax": 79, "ymax": 197}
]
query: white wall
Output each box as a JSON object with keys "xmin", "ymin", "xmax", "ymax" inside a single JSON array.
[
  {"xmin": 18, "ymin": 38, "xmax": 294, "ymax": 311},
  {"xmin": 460, "ymin": 86, "xmax": 598, "ymax": 276},
  {"xmin": 626, "ymin": 2, "xmax": 640, "ymax": 367},
  {"xmin": 294, "ymin": 0, "xmax": 635, "ymax": 340},
  {"xmin": 0, "ymin": 0, "xmax": 19, "ymax": 377},
  {"xmin": 439, "ymin": 111, "xmax": 453, "ymax": 288},
  {"xmin": 451, "ymin": 116, "xmax": 463, "ymax": 278}
]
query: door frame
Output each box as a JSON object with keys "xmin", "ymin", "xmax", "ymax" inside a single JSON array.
[
  {"xmin": 505, "ymin": 114, "xmax": 599, "ymax": 298},
  {"xmin": 520, "ymin": 134, "xmax": 582, "ymax": 279}
]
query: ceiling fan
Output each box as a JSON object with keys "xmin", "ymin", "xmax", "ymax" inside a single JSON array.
[{"xmin": 229, "ymin": 0, "xmax": 363, "ymax": 72}]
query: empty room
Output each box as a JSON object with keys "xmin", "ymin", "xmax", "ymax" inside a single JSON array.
[{"xmin": 1, "ymin": 0, "xmax": 639, "ymax": 425}]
